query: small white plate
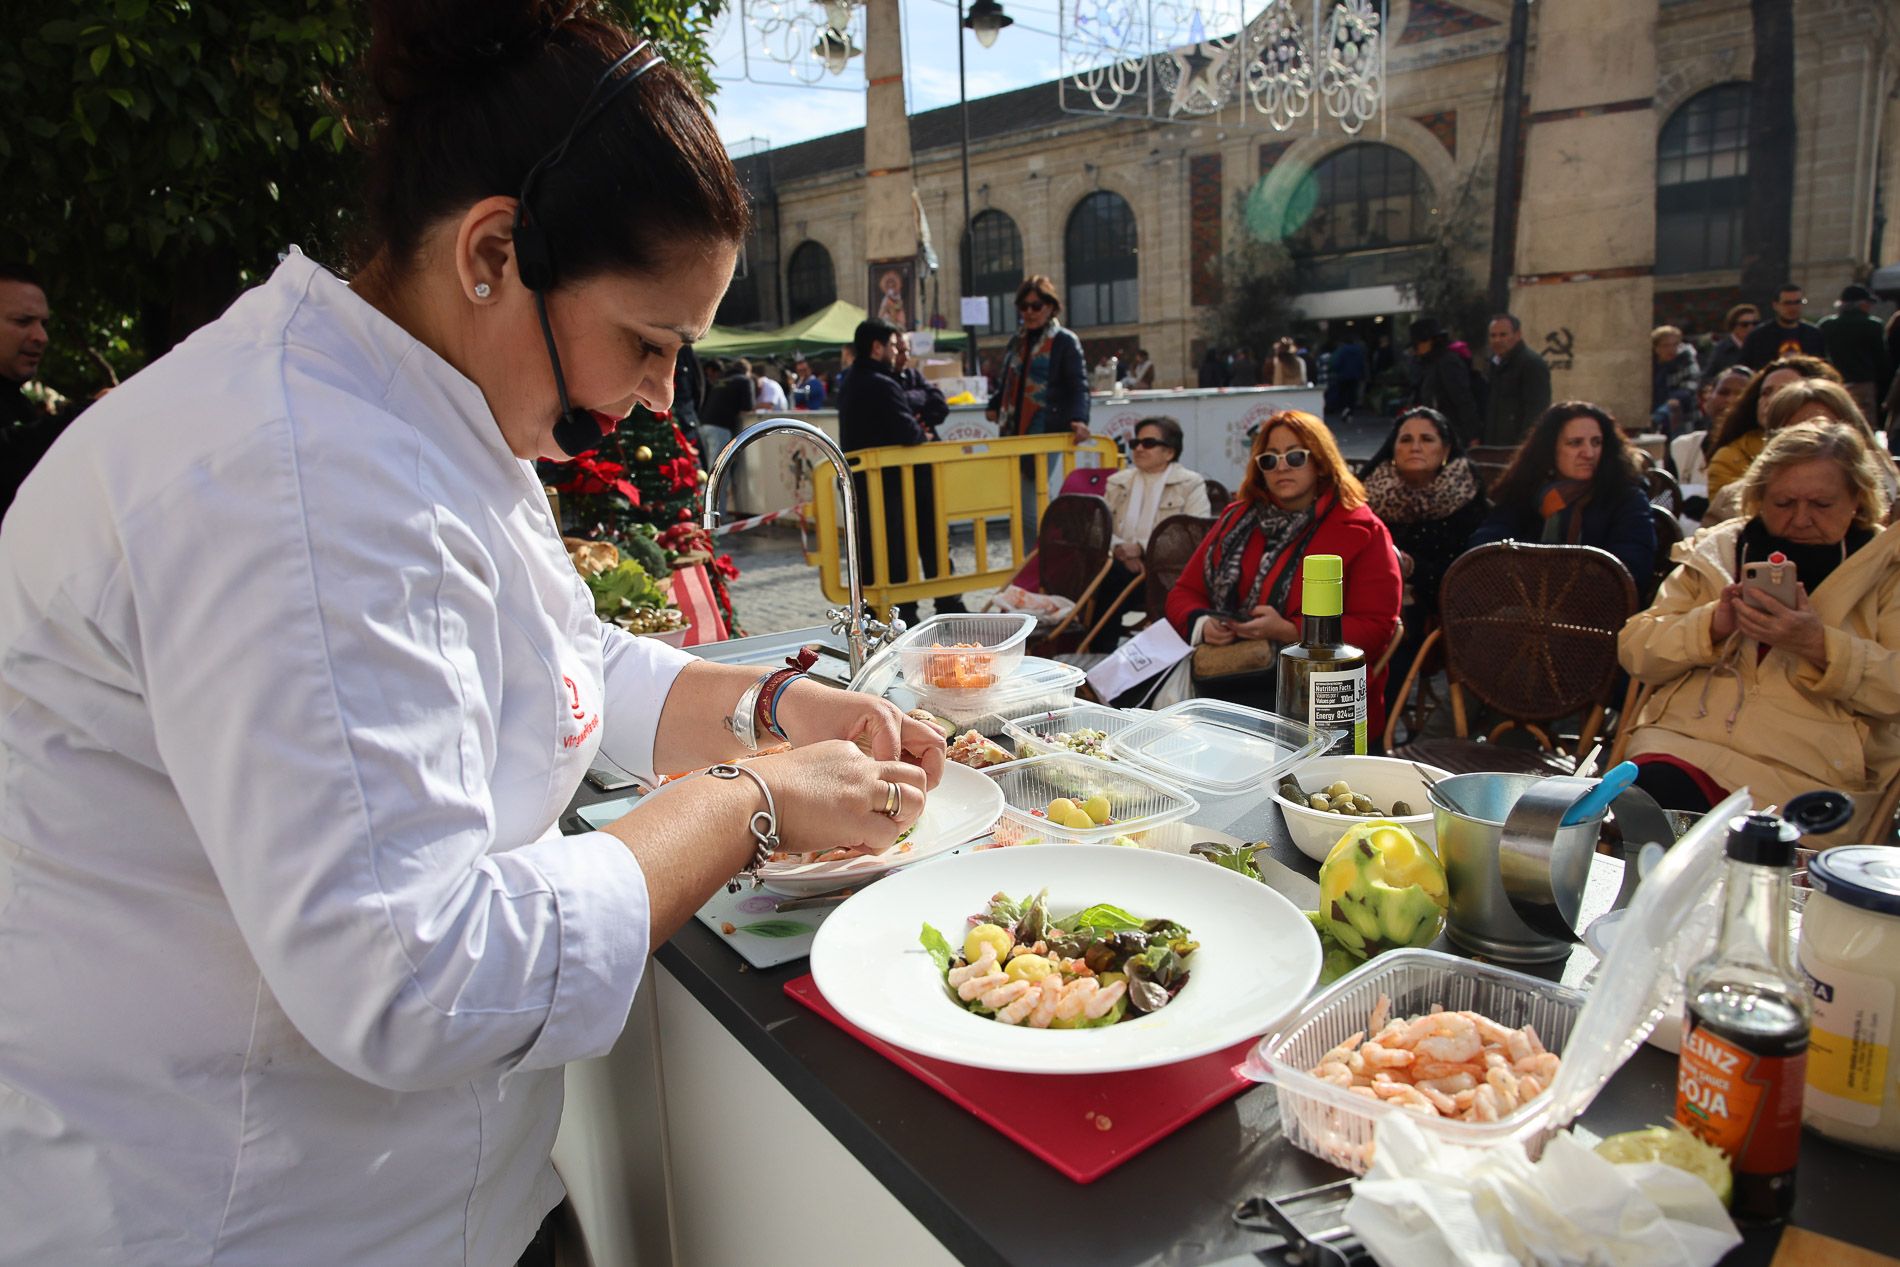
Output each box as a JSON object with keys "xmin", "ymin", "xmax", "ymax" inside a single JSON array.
[
  {"xmin": 756, "ymin": 761, "xmax": 1005, "ymax": 898},
  {"xmin": 810, "ymin": 844, "xmax": 1322, "ymax": 1074}
]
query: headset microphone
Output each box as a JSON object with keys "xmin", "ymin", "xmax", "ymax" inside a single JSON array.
[{"xmin": 510, "ymin": 39, "xmax": 665, "ymax": 457}]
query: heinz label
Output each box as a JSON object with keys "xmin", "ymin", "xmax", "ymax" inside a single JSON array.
[{"xmin": 1675, "ymin": 1020, "xmax": 1806, "ymax": 1173}]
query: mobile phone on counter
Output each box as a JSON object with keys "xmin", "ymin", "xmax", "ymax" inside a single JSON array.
[
  {"xmin": 584, "ymin": 761, "xmax": 639, "ymax": 792},
  {"xmin": 1742, "ymin": 555, "xmax": 1799, "ymax": 610}
]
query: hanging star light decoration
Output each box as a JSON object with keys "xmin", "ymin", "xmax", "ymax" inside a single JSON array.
[{"xmin": 1166, "ymin": 10, "xmax": 1230, "ymax": 116}]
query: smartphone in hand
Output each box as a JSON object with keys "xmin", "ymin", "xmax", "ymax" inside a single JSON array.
[{"xmin": 1741, "ymin": 556, "xmax": 1799, "ymax": 611}]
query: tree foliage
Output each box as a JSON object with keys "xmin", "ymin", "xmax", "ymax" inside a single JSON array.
[
  {"xmin": 1399, "ymin": 157, "xmax": 1492, "ymax": 345},
  {"xmin": 1202, "ymin": 208, "xmax": 1302, "ymax": 363},
  {"xmin": 0, "ymin": 0, "xmax": 723, "ymax": 395}
]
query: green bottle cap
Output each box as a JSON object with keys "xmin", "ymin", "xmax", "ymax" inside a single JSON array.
[{"xmin": 1303, "ymin": 553, "xmax": 1344, "ymax": 617}]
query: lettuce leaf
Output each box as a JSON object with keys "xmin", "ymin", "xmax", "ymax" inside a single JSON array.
[
  {"xmin": 920, "ymin": 923, "xmax": 964, "ymax": 1006},
  {"xmin": 1062, "ymin": 902, "xmax": 1145, "ymax": 933}
]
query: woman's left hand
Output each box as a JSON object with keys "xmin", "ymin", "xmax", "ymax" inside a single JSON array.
[
  {"xmin": 775, "ymin": 680, "xmax": 947, "ymax": 788},
  {"xmin": 1231, "ymin": 605, "xmax": 1296, "ymax": 643},
  {"xmin": 1733, "ymin": 583, "xmax": 1829, "ymax": 669}
]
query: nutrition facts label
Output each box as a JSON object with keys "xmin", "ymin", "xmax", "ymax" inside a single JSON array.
[{"xmin": 1308, "ymin": 667, "xmax": 1366, "ymax": 755}]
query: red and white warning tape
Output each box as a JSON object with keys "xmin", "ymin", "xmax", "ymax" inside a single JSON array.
[{"xmin": 709, "ymin": 502, "xmax": 813, "ymax": 538}]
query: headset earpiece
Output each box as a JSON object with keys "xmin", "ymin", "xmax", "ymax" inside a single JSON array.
[{"xmin": 513, "ymin": 207, "xmax": 557, "ymax": 293}]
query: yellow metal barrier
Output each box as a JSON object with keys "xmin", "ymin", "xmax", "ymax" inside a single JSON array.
[{"xmin": 811, "ymin": 434, "xmax": 1123, "ymax": 612}]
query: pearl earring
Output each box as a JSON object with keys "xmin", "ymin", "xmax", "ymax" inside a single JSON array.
[{"xmin": 474, "ymin": 283, "xmax": 491, "ymax": 299}]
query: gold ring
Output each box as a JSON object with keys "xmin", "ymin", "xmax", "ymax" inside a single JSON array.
[{"xmin": 882, "ymin": 780, "xmax": 902, "ymax": 819}]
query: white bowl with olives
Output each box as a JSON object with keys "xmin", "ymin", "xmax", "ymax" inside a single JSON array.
[{"xmin": 1272, "ymin": 755, "xmax": 1450, "ymax": 864}]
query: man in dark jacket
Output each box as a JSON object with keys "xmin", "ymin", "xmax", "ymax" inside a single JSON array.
[
  {"xmin": 1818, "ymin": 284, "xmax": 1891, "ymax": 422},
  {"xmin": 1740, "ymin": 283, "xmax": 1828, "ymax": 367},
  {"xmin": 1480, "ymin": 313, "xmax": 1552, "ymax": 445},
  {"xmin": 1405, "ymin": 317, "xmax": 1481, "ymax": 442},
  {"xmin": 893, "ymin": 331, "xmax": 964, "ymax": 613},
  {"xmin": 839, "ymin": 320, "xmax": 947, "ymax": 623},
  {"xmin": 1701, "ymin": 303, "xmax": 1758, "ymax": 384},
  {"xmin": 1, "ymin": 263, "xmax": 77, "ymax": 525}
]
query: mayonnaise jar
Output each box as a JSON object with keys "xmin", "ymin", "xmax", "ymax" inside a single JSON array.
[{"xmin": 1797, "ymin": 847, "xmax": 1900, "ymax": 1153}]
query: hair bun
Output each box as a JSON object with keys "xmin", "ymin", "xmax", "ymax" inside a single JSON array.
[{"xmin": 368, "ymin": 0, "xmax": 591, "ymax": 109}]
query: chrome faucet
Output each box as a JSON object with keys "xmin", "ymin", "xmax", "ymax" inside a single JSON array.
[{"xmin": 701, "ymin": 416, "xmax": 906, "ymax": 676}]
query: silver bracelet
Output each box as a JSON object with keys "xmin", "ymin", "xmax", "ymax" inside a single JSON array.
[
  {"xmin": 707, "ymin": 763, "xmax": 780, "ymax": 892},
  {"xmin": 725, "ymin": 673, "xmax": 771, "ymax": 752}
]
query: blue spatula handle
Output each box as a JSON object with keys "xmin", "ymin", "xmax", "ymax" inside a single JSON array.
[{"xmin": 1560, "ymin": 761, "xmax": 1638, "ymax": 826}]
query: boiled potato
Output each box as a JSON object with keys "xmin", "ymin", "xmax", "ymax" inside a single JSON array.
[
  {"xmin": 964, "ymin": 923, "xmax": 1013, "ymax": 965},
  {"xmin": 1081, "ymin": 793, "xmax": 1112, "ymax": 825},
  {"xmin": 1005, "ymin": 953, "xmax": 1055, "ymax": 982}
]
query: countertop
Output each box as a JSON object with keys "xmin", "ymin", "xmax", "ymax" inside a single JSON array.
[{"xmin": 572, "ymin": 773, "xmax": 1897, "ymax": 1267}]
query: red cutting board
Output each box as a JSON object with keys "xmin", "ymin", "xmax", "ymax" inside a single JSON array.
[{"xmin": 785, "ymin": 973, "xmax": 1256, "ymax": 1183}]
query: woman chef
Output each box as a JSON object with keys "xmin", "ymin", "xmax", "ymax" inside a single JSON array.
[{"xmin": 0, "ymin": 3, "xmax": 943, "ymax": 1264}]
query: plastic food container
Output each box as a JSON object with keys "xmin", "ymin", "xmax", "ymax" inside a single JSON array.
[
  {"xmin": 1797, "ymin": 846, "xmax": 1900, "ymax": 1154},
  {"xmin": 908, "ymin": 656, "xmax": 1085, "ymax": 731},
  {"xmin": 1244, "ymin": 790, "xmax": 1752, "ymax": 1174},
  {"xmin": 1246, "ymin": 949, "xmax": 1588, "ymax": 1173},
  {"xmin": 1272, "ymin": 755, "xmax": 1450, "ymax": 863},
  {"xmin": 894, "ymin": 613, "xmax": 1035, "ymax": 691},
  {"xmin": 1001, "ymin": 703, "xmax": 1142, "ymax": 762},
  {"xmin": 985, "ymin": 753, "xmax": 1199, "ymax": 851},
  {"xmin": 1109, "ymin": 699, "xmax": 1336, "ymax": 838}
]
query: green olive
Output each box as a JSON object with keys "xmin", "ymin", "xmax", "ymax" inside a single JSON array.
[
  {"xmin": 1308, "ymin": 793, "xmax": 1332, "ymax": 811},
  {"xmin": 1351, "ymin": 794, "xmax": 1376, "ymax": 814},
  {"xmin": 1326, "ymin": 780, "xmax": 1352, "ymax": 799},
  {"xmin": 1391, "ymin": 799, "xmax": 1415, "ymax": 817}
]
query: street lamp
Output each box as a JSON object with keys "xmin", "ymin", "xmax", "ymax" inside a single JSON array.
[
  {"xmin": 815, "ymin": 0, "xmax": 854, "ymax": 34},
  {"xmin": 963, "ymin": 0, "xmax": 1013, "ymax": 48},
  {"xmin": 956, "ymin": 0, "xmax": 1009, "ymax": 373},
  {"xmin": 813, "ymin": 25, "xmax": 860, "ymax": 76}
]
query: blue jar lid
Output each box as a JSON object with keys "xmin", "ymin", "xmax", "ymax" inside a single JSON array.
[{"xmin": 1807, "ymin": 846, "xmax": 1900, "ymax": 918}]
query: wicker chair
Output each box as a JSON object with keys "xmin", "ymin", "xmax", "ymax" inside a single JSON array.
[
  {"xmin": 1075, "ymin": 513, "xmax": 1217, "ymax": 651},
  {"xmin": 1204, "ymin": 478, "xmax": 1233, "ymax": 511},
  {"xmin": 1465, "ymin": 444, "xmax": 1519, "ymax": 492},
  {"xmin": 1385, "ymin": 541, "xmax": 1638, "ymax": 774},
  {"xmin": 1646, "ymin": 467, "xmax": 1683, "ymax": 516},
  {"xmin": 1026, "ymin": 494, "xmax": 1117, "ymax": 655}
]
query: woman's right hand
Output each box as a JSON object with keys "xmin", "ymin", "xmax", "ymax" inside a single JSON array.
[
  {"xmin": 751, "ymin": 739, "xmax": 928, "ymax": 857},
  {"xmin": 1200, "ymin": 617, "xmax": 1237, "ymax": 646}
]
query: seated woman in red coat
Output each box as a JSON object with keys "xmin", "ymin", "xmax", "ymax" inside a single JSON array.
[{"xmin": 1166, "ymin": 410, "xmax": 1404, "ymax": 737}]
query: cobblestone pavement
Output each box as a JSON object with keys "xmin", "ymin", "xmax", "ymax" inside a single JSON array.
[{"xmin": 720, "ymin": 412, "xmax": 1395, "ymax": 641}]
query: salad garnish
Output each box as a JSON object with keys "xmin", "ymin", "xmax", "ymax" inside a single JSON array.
[{"xmin": 919, "ymin": 889, "xmax": 1197, "ymax": 1028}]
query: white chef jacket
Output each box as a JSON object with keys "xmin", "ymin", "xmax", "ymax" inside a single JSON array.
[{"xmin": 0, "ymin": 250, "xmax": 693, "ymax": 1266}]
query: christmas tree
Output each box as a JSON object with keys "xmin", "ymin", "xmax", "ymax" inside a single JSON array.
[{"xmin": 542, "ymin": 405, "xmax": 742, "ymax": 635}]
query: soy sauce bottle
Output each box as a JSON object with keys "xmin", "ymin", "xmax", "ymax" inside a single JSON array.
[{"xmin": 1675, "ymin": 810, "xmax": 1811, "ymax": 1222}]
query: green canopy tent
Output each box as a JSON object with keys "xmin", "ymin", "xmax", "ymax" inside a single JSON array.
[{"xmin": 696, "ymin": 300, "xmax": 967, "ymax": 359}]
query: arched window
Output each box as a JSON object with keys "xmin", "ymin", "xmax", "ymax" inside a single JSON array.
[
  {"xmin": 1279, "ymin": 143, "xmax": 1433, "ymax": 288},
  {"xmin": 1065, "ymin": 192, "xmax": 1139, "ymax": 327},
  {"xmin": 785, "ymin": 241, "xmax": 836, "ymax": 321},
  {"xmin": 1657, "ymin": 84, "xmax": 1750, "ymax": 275},
  {"xmin": 960, "ymin": 210, "xmax": 1023, "ymax": 336}
]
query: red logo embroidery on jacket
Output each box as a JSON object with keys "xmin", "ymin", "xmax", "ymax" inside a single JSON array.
[{"xmin": 560, "ymin": 675, "xmax": 600, "ymax": 748}]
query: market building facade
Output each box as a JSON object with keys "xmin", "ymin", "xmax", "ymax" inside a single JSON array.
[{"xmin": 719, "ymin": 0, "xmax": 1900, "ymax": 428}]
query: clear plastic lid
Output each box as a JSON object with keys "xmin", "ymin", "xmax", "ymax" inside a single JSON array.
[
  {"xmin": 891, "ymin": 613, "xmax": 1035, "ymax": 690},
  {"xmin": 1106, "ymin": 698, "xmax": 1337, "ymax": 795},
  {"xmin": 1540, "ymin": 788, "xmax": 1752, "ymax": 1127},
  {"xmin": 905, "ymin": 656, "xmax": 1086, "ymax": 725},
  {"xmin": 986, "ymin": 752, "xmax": 1199, "ymax": 847}
]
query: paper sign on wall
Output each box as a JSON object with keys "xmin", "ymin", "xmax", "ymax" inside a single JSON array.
[{"xmin": 960, "ymin": 296, "xmax": 991, "ymax": 327}]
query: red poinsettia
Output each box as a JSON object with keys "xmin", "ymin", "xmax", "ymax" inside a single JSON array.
[
  {"xmin": 712, "ymin": 553, "xmax": 739, "ymax": 581},
  {"xmin": 551, "ymin": 449, "xmax": 640, "ymax": 504}
]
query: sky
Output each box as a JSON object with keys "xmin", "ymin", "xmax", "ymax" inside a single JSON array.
[{"xmin": 704, "ymin": 0, "xmax": 1071, "ymax": 151}]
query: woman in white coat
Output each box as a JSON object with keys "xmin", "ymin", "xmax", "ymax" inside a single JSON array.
[{"xmin": 0, "ymin": 5, "xmax": 942, "ymax": 1265}]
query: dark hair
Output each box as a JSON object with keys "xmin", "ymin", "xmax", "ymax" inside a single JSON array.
[
  {"xmin": 1706, "ymin": 353, "xmax": 1843, "ymax": 453},
  {"xmin": 1015, "ymin": 275, "xmax": 1060, "ymax": 317},
  {"xmin": 1358, "ymin": 406, "xmax": 1465, "ymax": 477},
  {"xmin": 852, "ymin": 318, "xmax": 899, "ymax": 359},
  {"xmin": 0, "ymin": 262, "xmax": 44, "ymax": 289},
  {"xmin": 1776, "ymin": 283, "xmax": 1804, "ymax": 298},
  {"xmin": 1489, "ymin": 313, "xmax": 1522, "ymax": 332},
  {"xmin": 1723, "ymin": 302, "xmax": 1759, "ymax": 331},
  {"xmin": 1490, "ymin": 402, "xmax": 1644, "ymax": 509},
  {"xmin": 356, "ymin": 0, "xmax": 748, "ymax": 284},
  {"xmin": 1133, "ymin": 415, "xmax": 1184, "ymax": 459}
]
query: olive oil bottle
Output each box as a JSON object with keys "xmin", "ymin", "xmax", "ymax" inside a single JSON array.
[{"xmin": 1276, "ymin": 554, "xmax": 1366, "ymax": 755}]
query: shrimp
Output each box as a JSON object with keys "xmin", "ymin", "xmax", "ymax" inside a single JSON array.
[
  {"xmin": 1470, "ymin": 1083, "xmax": 1502, "ymax": 1123},
  {"xmin": 946, "ymin": 946, "xmax": 998, "ymax": 987},
  {"xmin": 1027, "ymin": 977, "xmax": 1066, "ymax": 1028},
  {"xmin": 1417, "ymin": 1084, "xmax": 1460, "ymax": 1116},
  {"xmin": 1368, "ymin": 993, "xmax": 1392, "ymax": 1036},
  {"xmin": 994, "ymin": 987, "xmax": 1040, "ymax": 1025},
  {"xmin": 1319, "ymin": 1031, "xmax": 1366, "ymax": 1064},
  {"xmin": 1414, "ymin": 1015, "xmax": 1483, "ymax": 1065},
  {"xmin": 1372, "ymin": 1082, "xmax": 1438, "ymax": 1117},
  {"xmin": 1361, "ymin": 1041, "xmax": 1416, "ymax": 1069},
  {"xmin": 1084, "ymin": 978, "xmax": 1128, "ymax": 1019},
  {"xmin": 1055, "ymin": 978, "xmax": 1100, "ymax": 1021},
  {"xmin": 978, "ymin": 979, "xmax": 1030, "ymax": 1011},
  {"xmin": 1414, "ymin": 1071, "xmax": 1477, "ymax": 1096},
  {"xmin": 1486, "ymin": 1066, "xmax": 1522, "ymax": 1114},
  {"xmin": 1468, "ymin": 1013, "xmax": 1520, "ymax": 1048},
  {"xmin": 1517, "ymin": 1075, "xmax": 1545, "ymax": 1101},
  {"xmin": 956, "ymin": 970, "xmax": 1008, "ymax": 1002},
  {"xmin": 1314, "ymin": 1062, "xmax": 1354, "ymax": 1088},
  {"xmin": 1514, "ymin": 1052, "xmax": 1561, "ymax": 1083},
  {"xmin": 1505, "ymin": 1027, "xmax": 1534, "ymax": 1064},
  {"xmin": 1411, "ymin": 1060, "xmax": 1482, "ymax": 1082}
]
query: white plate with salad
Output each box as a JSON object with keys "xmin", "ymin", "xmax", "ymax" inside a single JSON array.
[
  {"xmin": 809, "ymin": 844, "xmax": 1322, "ymax": 1074},
  {"xmin": 754, "ymin": 760, "xmax": 1005, "ymax": 898}
]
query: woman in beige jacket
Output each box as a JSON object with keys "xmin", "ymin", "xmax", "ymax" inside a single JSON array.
[
  {"xmin": 1099, "ymin": 416, "xmax": 1213, "ymax": 641},
  {"xmin": 1619, "ymin": 421, "xmax": 1899, "ymax": 843}
]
